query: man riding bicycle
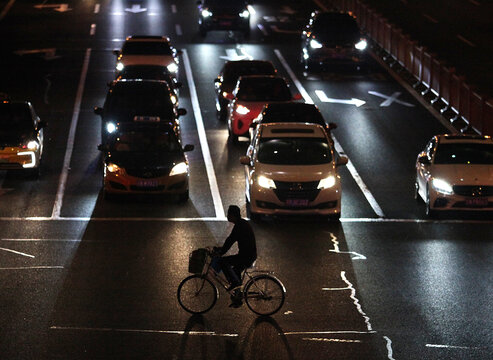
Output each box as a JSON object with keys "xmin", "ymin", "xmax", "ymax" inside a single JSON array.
[{"xmin": 214, "ymin": 205, "xmax": 257, "ymax": 307}]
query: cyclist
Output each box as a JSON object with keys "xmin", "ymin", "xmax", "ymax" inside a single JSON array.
[{"xmin": 214, "ymin": 205, "xmax": 257, "ymax": 307}]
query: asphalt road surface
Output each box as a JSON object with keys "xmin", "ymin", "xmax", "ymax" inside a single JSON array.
[{"xmin": 0, "ymin": 1, "xmax": 491, "ymax": 359}]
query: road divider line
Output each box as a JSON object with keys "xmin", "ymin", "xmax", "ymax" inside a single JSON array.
[
  {"xmin": 175, "ymin": 24, "xmax": 182, "ymax": 36},
  {"xmin": 274, "ymin": 49, "xmax": 385, "ymax": 218},
  {"xmin": 94, "ymin": 3, "xmax": 100, "ymax": 13},
  {"xmin": 181, "ymin": 49, "xmax": 225, "ymax": 219},
  {"xmin": 0, "ymin": 247, "xmax": 35, "ymax": 258},
  {"xmin": 50, "ymin": 326, "xmax": 238, "ymax": 336},
  {"xmin": 90, "ymin": 24, "xmax": 96, "ymax": 36},
  {"xmin": 52, "ymin": 48, "xmax": 91, "ymax": 219},
  {"xmin": 0, "ymin": 266, "xmax": 63, "ymax": 270}
]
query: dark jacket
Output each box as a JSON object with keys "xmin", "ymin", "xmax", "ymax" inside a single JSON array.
[{"xmin": 219, "ymin": 218, "xmax": 257, "ymax": 263}]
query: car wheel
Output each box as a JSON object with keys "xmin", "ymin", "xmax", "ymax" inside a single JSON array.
[
  {"xmin": 246, "ymin": 198, "xmax": 260, "ymax": 221},
  {"xmin": 414, "ymin": 180, "xmax": 420, "ymax": 201},
  {"xmin": 28, "ymin": 167, "xmax": 40, "ymax": 179},
  {"xmin": 327, "ymin": 213, "xmax": 341, "ymax": 222},
  {"xmin": 217, "ymin": 107, "xmax": 227, "ymax": 121},
  {"xmin": 243, "ymin": 27, "xmax": 250, "ymax": 38},
  {"xmin": 177, "ymin": 190, "xmax": 189, "ymax": 203},
  {"xmin": 425, "ymin": 186, "xmax": 436, "ymax": 218},
  {"xmin": 228, "ymin": 126, "xmax": 239, "ymax": 144}
]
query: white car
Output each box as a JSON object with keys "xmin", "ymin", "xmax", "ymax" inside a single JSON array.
[
  {"xmin": 240, "ymin": 123, "xmax": 348, "ymax": 220},
  {"xmin": 113, "ymin": 36, "xmax": 181, "ymax": 78},
  {"xmin": 415, "ymin": 134, "xmax": 493, "ymax": 217}
]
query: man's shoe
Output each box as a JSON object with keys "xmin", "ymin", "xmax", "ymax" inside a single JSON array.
[{"xmin": 229, "ymin": 300, "xmax": 243, "ymax": 308}]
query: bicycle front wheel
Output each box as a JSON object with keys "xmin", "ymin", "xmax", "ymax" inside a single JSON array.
[
  {"xmin": 244, "ymin": 275, "xmax": 286, "ymax": 316},
  {"xmin": 177, "ymin": 275, "xmax": 218, "ymax": 314}
]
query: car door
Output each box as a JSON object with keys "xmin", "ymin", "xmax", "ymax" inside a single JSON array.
[{"xmin": 417, "ymin": 138, "xmax": 436, "ymax": 196}]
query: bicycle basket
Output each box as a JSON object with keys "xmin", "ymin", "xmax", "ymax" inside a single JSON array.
[{"xmin": 188, "ymin": 248, "xmax": 209, "ymax": 274}]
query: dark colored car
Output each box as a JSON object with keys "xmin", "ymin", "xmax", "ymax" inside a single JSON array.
[
  {"xmin": 197, "ymin": 0, "xmax": 251, "ymax": 37},
  {"xmin": 0, "ymin": 99, "xmax": 47, "ymax": 177},
  {"xmin": 250, "ymin": 102, "xmax": 337, "ymax": 137},
  {"xmin": 214, "ymin": 60, "xmax": 277, "ymax": 121},
  {"xmin": 94, "ymin": 79, "xmax": 186, "ymax": 144},
  {"xmin": 301, "ymin": 11, "xmax": 368, "ymax": 71},
  {"xmin": 98, "ymin": 123, "xmax": 194, "ymax": 201}
]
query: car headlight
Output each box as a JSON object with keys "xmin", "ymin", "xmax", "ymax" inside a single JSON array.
[
  {"xmin": 236, "ymin": 104, "xmax": 250, "ymax": 115},
  {"xmin": 257, "ymin": 175, "xmax": 276, "ymax": 189},
  {"xmin": 310, "ymin": 39, "xmax": 323, "ymax": 49},
  {"xmin": 107, "ymin": 162, "xmax": 124, "ymax": 175},
  {"xmin": 201, "ymin": 9, "xmax": 212, "ymax": 17},
  {"xmin": 26, "ymin": 140, "xmax": 39, "ymax": 150},
  {"xmin": 355, "ymin": 39, "xmax": 367, "ymax": 51},
  {"xmin": 169, "ymin": 162, "xmax": 188, "ymax": 176},
  {"xmin": 431, "ymin": 178, "xmax": 453, "ymax": 195},
  {"xmin": 239, "ymin": 9, "xmax": 250, "ymax": 18},
  {"xmin": 116, "ymin": 62, "xmax": 124, "ymax": 71},
  {"xmin": 106, "ymin": 122, "xmax": 117, "ymax": 134},
  {"xmin": 167, "ymin": 63, "xmax": 178, "ymax": 73},
  {"xmin": 317, "ymin": 176, "xmax": 336, "ymax": 189}
]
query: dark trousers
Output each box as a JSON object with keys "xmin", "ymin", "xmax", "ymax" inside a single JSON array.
[{"xmin": 218, "ymin": 255, "xmax": 252, "ymax": 287}]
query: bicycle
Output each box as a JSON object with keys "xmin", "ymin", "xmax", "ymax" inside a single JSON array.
[{"xmin": 177, "ymin": 248, "xmax": 286, "ymax": 316}]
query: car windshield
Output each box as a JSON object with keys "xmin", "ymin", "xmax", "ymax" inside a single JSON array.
[
  {"xmin": 106, "ymin": 85, "xmax": 175, "ymax": 119},
  {"xmin": 205, "ymin": 0, "xmax": 246, "ymax": 7},
  {"xmin": 434, "ymin": 143, "xmax": 493, "ymax": 165},
  {"xmin": 0, "ymin": 104, "xmax": 32, "ymax": 132},
  {"xmin": 119, "ymin": 67, "xmax": 171, "ymax": 81},
  {"xmin": 237, "ymin": 79, "xmax": 291, "ymax": 101},
  {"xmin": 257, "ymin": 137, "xmax": 332, "ymax": 165},
  {"xmin": 313, "ymin": 15, "xmax": 360, "ymax": 41},
  {"xmin": 121, "ymin": 41, "xmax": 173, "ymax": 56},
  {"xmin": 223, "ymin": 63, "xmax": 276, "ymax": 84},
  {"xmin": 263, "ymin": 106, "xmax": 325, "ymax": 125},
  {"xmin": 111, "ymin": 131, "xmax": 180, "ymax": 153}
]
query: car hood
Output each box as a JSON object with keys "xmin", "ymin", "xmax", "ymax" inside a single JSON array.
[
  {"xmin": 107, "ymin": 151, "xmax": 184, "ymax": 170},
  {"xmin": 431, "ymin": 164, "xmax": 493, "ymax": 184},
  {"xmin": 208, "ymin": 4, "xmax": 246, "ymax": 14},
  {"xmin": 120, "ymin": 55, "xmax": 175, "ymax": 67},
  {"xmin": 312, "ymin": 32, "xmax": 359, "ymax": 47},
  {"xmin": 0, "ymin": 130, "xmax": 32, "ymax": 146},
  {"xmin": 254, "ymin": 162, "xmax": 336, "ymax": 181}
]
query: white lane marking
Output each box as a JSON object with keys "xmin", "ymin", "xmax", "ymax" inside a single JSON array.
[
  {"xmin": 0, "ymin": 266, "xmax": 63, "ymax": 270},
  {"xmin": 274, "ymin": 49, "xmax": 385, "ymax": 217},
  {"xmin": 303, "ymin": 337, "xmax": 362, "ymax": 343},
  {"xmin": 423, "ymin": 14, "xmax": 438, "ymax": 23},
  {"xmin": 0, "ymin": 247, "xmax": 35, "ymax": 258},
  {"xmin": 181, "ymin": 49, "xmax": 225, "ymax": 219},
  {"xmin": 171, "ymin": 4, "xmax": 177, "ymax": 13},
  {"xmin": 52, "ymin": 48, "xmax": 91, "ymax": 219},
  {"xmin": 426, "ymin": 343, "xmax": 483, "ymax": 350},
  {"xmin": 125, "ymin": 4, "xmax": 147, "ymax": 13},
  {"xmin": 315, "ymin": 90, "xmax": 366, "ymax": 107},
  {"xmin": 329, "ymin": 233, "xmax": 366, "ymax": 260},
  {"xmin": 257, "ymin": 24, "xmax": 269, "ymax": 36},
  {"xmin": 2, "ymin": 238, "xmax": 82, "ymax": 242},
  {"xmin": 220, "ymin": 48, "xmax": 252, "ymax": 61},
  {"xmin": 284, "ymin": 330, "xmax": 376, "ymax": 335},
  {"xmin": 175, "ymin": 24, "xmax": 182, "ymax": 36},
  {"xmin": 94, "ymin": 3, "xmax": 100, "ymax": 13},
  {"xmin": 384, "ymin": 336, "xmax": 396, "ymax": 360},
  {"xmin": 90, "ymin": 23, "xmax": 96, "ymax": 36},
  {"xmin": 457, "ymin": 35, "xmax": 476, "ymax": 47},
  {"xmin": 50, "ymin": 326, "xmax": 238, "ymax": 336},
  {"xmin": 368, "ymin": 91, "xmax": 414, "ymax": 107},
  {"xmin": 0, "ymin": 0, "xmax": 16, "ymax": 20}
]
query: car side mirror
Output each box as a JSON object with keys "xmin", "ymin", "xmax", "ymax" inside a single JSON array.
[
  {"xmin": 328, "ymin": 122, "xmax": 337, "ymax": 130},
  {"xmin": 336, "ymin": 156, "xmax": 348, "ymax": 167},
  {"xmin": 183, "ymin": 144, "xmax": 194, "ymax": 152},
  {"xmin": 418, "ymin": 155, "xmax": 431, "ymax": 165},
  {"xmin": 177, "ymin": 108, "xmax": 187, "ymax": 117},
  {"xmin": 94, "ymin": 106, "xmax": 103, "ymax": 116},
  {"xmin": 292, "ymin": 93, "xmax": 303, "ymax": 101},
  {"xmin": 240, "ymin": 156, "xmax": 251, "ymax": 165}
]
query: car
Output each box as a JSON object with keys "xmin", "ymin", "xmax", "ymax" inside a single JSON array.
[
  {"xmin": 197, "ymin": 0, "xmax": 251, "ymax": 37},
  {"xmin": 0, "ymin": 99, "xmax": 47, "ymax": 177},
  {"xmin": 225, "ymin": 75, "xmax": 302, "ymax": 143},
  {"xmin": 301, "ymin": 11, "xmax": 368, "ymax": 71},
  {"xmin": 415, "ymin": 134, "xmax": 493, "ymax": 217},
  {"xmin": 98, "ymin": 122, "xmax": 194, "ymax": 201},
  {"xmin": 250, "ymin": 102, "xmax": 337, "ymax": 139},
  {"xmin": 94, "ymin": 79, "xmax": 186, "ymax": 144},
  {"xmin": 240, "ymin": 122, "xmax": 348, "ymax": 220},
  {"xmin": 214, "ymin": 60, "xmax": 277, "ymax": 121},
  {"xmin": 113, "ymin": 36, "xmax": 181, "ymax": 78},
  {"xmin": 112, "ymin": 64, "xmax": 182, "ymax": 99}
]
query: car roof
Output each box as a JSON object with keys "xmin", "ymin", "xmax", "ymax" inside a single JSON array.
[
  {"xmin": 258, "ymin": 123, "xmax": 327, "ymax": 138},
  {"xmin": 125, "ymin": 35, "xmax": 171, "ymax": 42},
  {"xmin": 237, "ymin": 75, "xmax": 286, "ymax": 84},
  {"xmin": 437, "ymin": 134, "xmax": 493, "ymax": 144}
]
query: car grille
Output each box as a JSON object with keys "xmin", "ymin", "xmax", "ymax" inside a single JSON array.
[
  {"xmin": 273, "ymin": 180, "xmax": 320, "ymax": 202},
  {"xmin": 453, "ymin": 185, "xmax": 493, "ymax": 197},
  {"xmin": 125, "ymin": 168, "xmax": 169, "ymax": 178}
]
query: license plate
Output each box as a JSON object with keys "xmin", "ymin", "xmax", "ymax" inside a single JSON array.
[
  {"xmin": 137, "ymin": 180, "xmax": 158, "ymax": 187},
  {"xmin": 220, "ymin": 21, "xmax": 232, "ymax": 26},
  {"xmin": 286, "ymin": 199, "xmax": 309, "ymax": 207},
  {"xmin": 465, "ymin": 198, "xmax": 488, "ymax": 207},
  {"xmin": 133, "ymin": 116, "xmax": 160, "ymax": 123}
]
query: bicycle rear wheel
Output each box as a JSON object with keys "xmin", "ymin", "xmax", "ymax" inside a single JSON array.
[
  {"xmin": 244, "ymin": 275, "xmax": 285, "ymax": 316},
  {"xmin": 177, "ymin": 275, "xmax": 218, "ymax": 314}
]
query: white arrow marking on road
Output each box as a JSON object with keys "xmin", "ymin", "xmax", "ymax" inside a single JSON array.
[
  {"xmin": 0, "ymin": 247, "xmax": 35, "ymax": 258},
  {"xmin": 315, "ymin": 90, "xmax": 366, "ymax": 107},
  {"xmin": 34, "ymin": 4, "xmax": 72, "ymax": 12},
  {"xmin": 219, "ymin": 48, "xmax": 252, "ymax": 61},
  {"xmin": 14, "ymin": 48, "xmax": 60, "ymax": 60},
  {"xmin": 125, "ymin": 4, "xmax": 147, "ymax": 13},
  {"xmin": 368, "ymin": 91, "xmax": 414, "ymax": 107},
  {"xmin": 329, "ymin": 233, "xmax": 366, "ymax": 260}
]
